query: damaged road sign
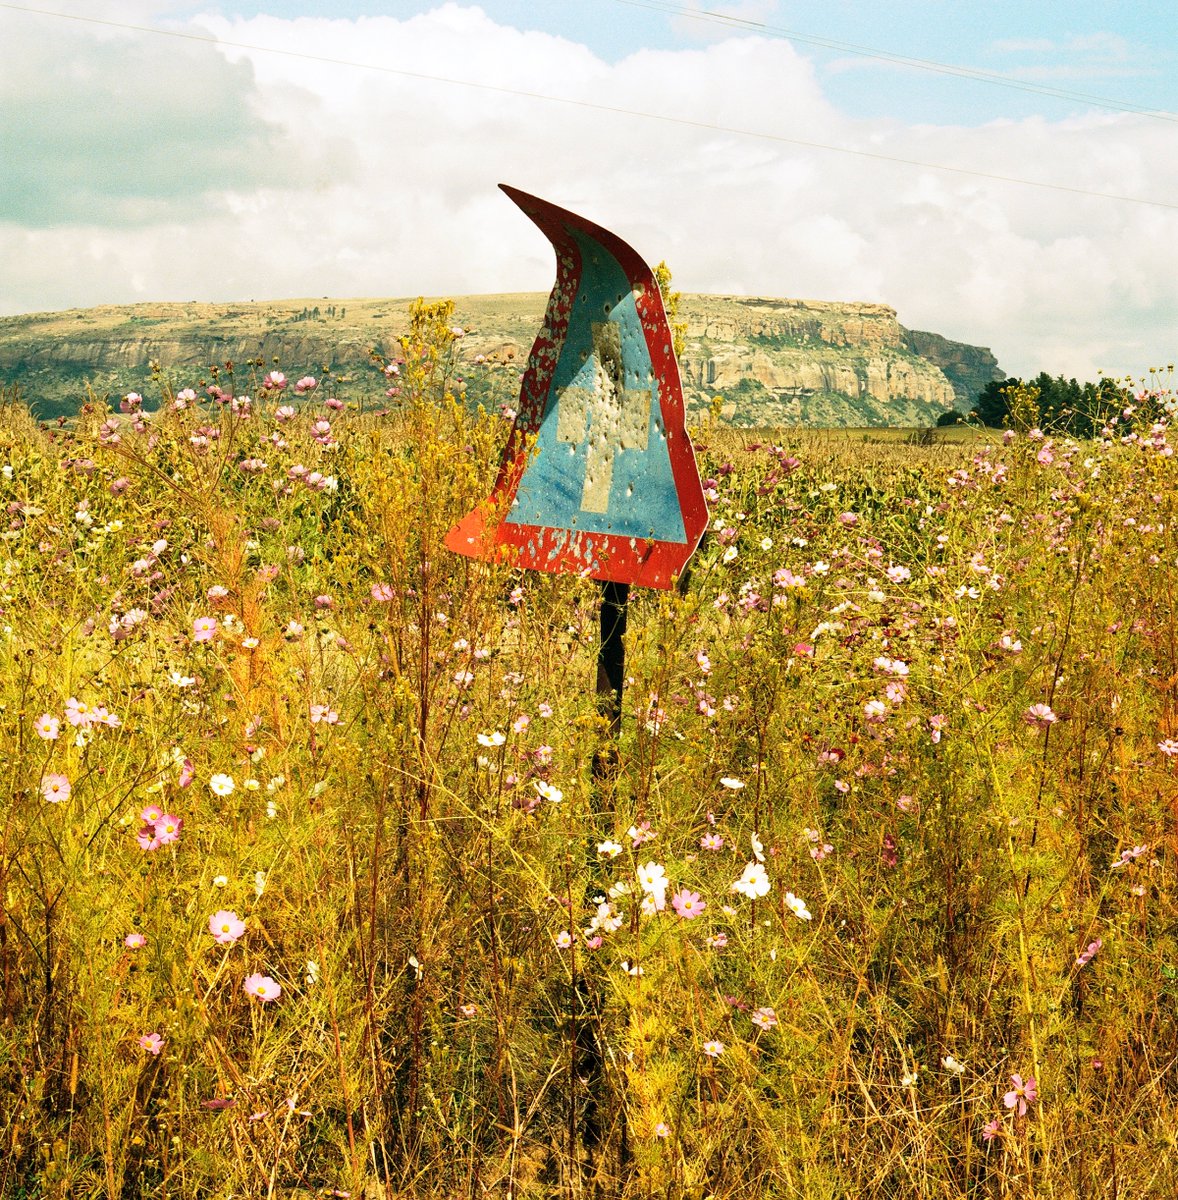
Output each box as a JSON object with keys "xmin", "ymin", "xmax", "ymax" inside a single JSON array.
[{"xmin": 444, "ymin": 184, "xmax": 708, "ymax": 590}]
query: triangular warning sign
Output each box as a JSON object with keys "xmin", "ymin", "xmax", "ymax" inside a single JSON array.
[{"xmin": 445, "ymin": 185, "xmax": 708, "ymax": 590}]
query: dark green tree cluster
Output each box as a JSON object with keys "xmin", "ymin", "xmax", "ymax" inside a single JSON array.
[{"xmin": 971, "ymin": 372, "xmax": 1131, "ymax": 437}]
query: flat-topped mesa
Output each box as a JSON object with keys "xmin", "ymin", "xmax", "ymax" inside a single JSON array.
[
  {"xmin": 683, "ymin": 296, "xmax": 906, "ymax": 352},
  {"xmin": 0, "ymin": 293, "xmax": 1003, "ymax": 427}
]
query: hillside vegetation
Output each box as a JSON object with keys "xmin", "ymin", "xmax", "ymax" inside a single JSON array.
[
  {"xmin": 0, "ymin": 292, "xmax": 1001, "ymax": 427},
  {"xmin": 0, "ymin": 305, "xmax": 1175, "ymax": 1198}
]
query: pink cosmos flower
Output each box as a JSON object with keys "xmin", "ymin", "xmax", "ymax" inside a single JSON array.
[
  {"xmin": 294, "ymin": 375, "xmax": 317, "ymax": 393},
  {"xmin": 702, "ymin": 1040, "xmax": 725, "ymax": 1058},
  {"xmin": 264, "ymin": 371, "xmax": 287, "ymax": 390},
  {"xmin": 670, "ymin": 889, "xmax": 706, "ymax": 919},
  {"xmin": 64, "ymin": 697, "xmax": 94, "ymax": 727},
  {"xmin": 310, "ymin": 704, "xmax": 340, "ymax": 725},
  {"xmin": 124, "ymin": 932, "xmax": 146, "ymax": 949},
  {"xmin": 982, "ymin": 1117, "xmax": 1001, "ymax": 1142},
  {"xmin": 192, "ymin": 616, "xmax": 218, "ymax": 643},
  {"xmin": 138, "ymin": 1032, "xmax": 164, "ymax": 1055},
  {"xmin": 700, "ymin": 832, "xmax": 724, "ymax": 851},
  {"xmin": 209, "ymin": 910, "xmax": 246, "ymax": 945},
  {"xmin": 1075, "ymin": 938, "xmax": 1102, "ymax": 968},
  {"xmin": 136, "ymin": 824, "xmax": 162, "ymax": 851},
  {"xmin": 92, "ymin": 704, "xmax": 120, "ymax": 728},
  {"xmin": 1003, "ymin": 1073, "xmax": 1037, "ymax": 1116},
  {"xmin": 1023, "ymin": 703, "xmax": 1058, "ymax": 730},
  {"xmin": 244, "ymin": 973, "xmax": 281, "ymax": 1001},
  {"xmin": 41, "ymin": 773, "xmax": 71, "ymax": 803},
  {"xmin": 141, "ymin": 803, "xmax": 164, "ymax": 824},
  {"xmin": 370, "ymin": 583, "xmax": 395, "ymax": 603},
  {"xmin": 751, "ymin": 1006, "xmax": 778, "ymax": 1030},
  {"xmin": 154, "ymin": 814, "xmax": 183, "ymax": 846},
  {"xmin": 34, "ymin": 713, "xmax": 60, "ymax": 740}
]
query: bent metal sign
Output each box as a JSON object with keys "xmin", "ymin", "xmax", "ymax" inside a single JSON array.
[{"xmin": 445, "ymin": 185, "xmax": 708, "ymax": 590}]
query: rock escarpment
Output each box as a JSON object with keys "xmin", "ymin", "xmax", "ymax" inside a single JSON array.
[
  {"xmin": 676, "ymin": 296, "xmax": 1002, "ymax": 426},
  {"xmin": 0, "ymin": 293, "xmax": 1002, "ymax": 426}
]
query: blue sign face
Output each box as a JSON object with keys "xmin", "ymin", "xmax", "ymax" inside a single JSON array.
[{"xmin": 504, "ymin": 230, "xmax": 688, "ymax": 544}]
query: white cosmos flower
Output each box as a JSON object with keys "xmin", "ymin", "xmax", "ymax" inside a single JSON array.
[
  {"xmin": 785, "ymin": 891, "xmax": 812, "ymax": 920},
  {"xmin": 731, "ymin": 862, "xmax": 770, "ymax": 899},
  {"xmin": 720, "ymin": 776, "xmax": 745, "ymax": 790},
  {"xmin": 636, "ymin": 861, "xmax": 668, "ymax": 909},
  {"xmin": 535, "ymin": 780, "xmax": 563, "ymax": 803},
  {"xmin": 751, "ymin": 832, "xmax": 765, "ymax": 862}
]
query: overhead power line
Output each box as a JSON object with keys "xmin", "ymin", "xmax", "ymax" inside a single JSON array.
[
  {"xmin": 3, "ymin": 1, "xmax": 1177, "ymax": 213},
  {"xmin": 612, "ymin": 0, "xmax": 1178, "ymax": 124}
]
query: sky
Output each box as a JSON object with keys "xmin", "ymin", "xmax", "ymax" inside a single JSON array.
[{"xmin": 1, "ymin": 0, "xmax": 1176, "ymax": 381}]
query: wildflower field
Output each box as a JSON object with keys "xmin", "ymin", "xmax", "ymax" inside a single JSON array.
[{"xmin": 2, "ymin": 302, "xmax": 1177, "ymax": 1199}]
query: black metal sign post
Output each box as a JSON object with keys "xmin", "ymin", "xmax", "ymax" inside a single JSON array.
[
  {"xmin": 575, "ymin": 577, "xmax": 631, "ymax": 1166},
  {"xmin": 593, "ymin": 580, "xmax": 630, "ymax": 774}
]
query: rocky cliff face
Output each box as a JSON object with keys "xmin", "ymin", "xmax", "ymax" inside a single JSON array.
[
  {"xmin": 902, "ymin": 327, "xmax": 1004, "ymax": 408},
  {"xmin": 675, "ymin": 296, "xmax": 1001, "ymax": 426},
  {"xmin": 0, "ymin": 294, "xmax": 1002, "ymax": 426}
]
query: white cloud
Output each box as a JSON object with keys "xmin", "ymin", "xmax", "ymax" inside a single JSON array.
[{"xmin": 1, "ymin": 3, "xmax": 1175, "ymax": 382}]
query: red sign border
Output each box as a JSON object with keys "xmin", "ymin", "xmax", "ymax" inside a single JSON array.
[{"xmin": 445, "ymin": 185, "xmax": 708, "ymax": 590}]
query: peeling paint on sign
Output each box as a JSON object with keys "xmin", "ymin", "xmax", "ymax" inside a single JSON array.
[{"xmin": 444, "ymin": 185, "xmax": 708, "ymax": 590}]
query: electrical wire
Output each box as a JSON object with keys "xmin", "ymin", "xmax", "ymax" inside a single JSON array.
[
  {"xmin": 611, "ymin": 0, "xmax": 1178, "ymax": 124},
  {"xmin": 2, "ymin": 1, "xmax": 1176, "ymax": 212}
]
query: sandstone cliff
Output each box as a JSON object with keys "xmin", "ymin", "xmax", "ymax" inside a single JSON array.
[
  {"xmin": 0, "ymin": 294, "xmax": 1002, "ymax": 427},
  {"xmin": 675, "ymin": 296, "xmax": 1002, "ymax": 426}
]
